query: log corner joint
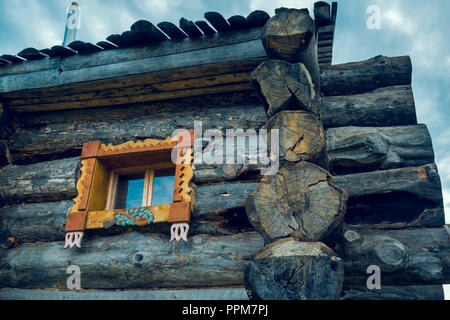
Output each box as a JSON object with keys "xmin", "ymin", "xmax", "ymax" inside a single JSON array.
[{"xmin": 64, "ymin": 130, "xmax": 195, "ymax": 248}]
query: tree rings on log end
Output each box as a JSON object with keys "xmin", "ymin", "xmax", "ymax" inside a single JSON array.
[
  {"xmin": 266, "ymin": 111, "xmax": 326, "ymax": 166},
  {"xmin": 250, "ymin": 60, "xmax": 317, "ymax": 117},
  {"xmin": 244, "ymin": 238, "xmax": 344, "ymax": 300},
  {"xmin": 262, "ymin": 9, "xmax": 314, "ymax": 62},
  {"xmin": 245, "ymin": 162, "xmax": 347, "ymax": 243}
]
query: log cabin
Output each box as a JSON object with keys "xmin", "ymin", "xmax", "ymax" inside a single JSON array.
[{"xmin": 0, "ymin": 1, "xmax": 448, "ymax": 300}]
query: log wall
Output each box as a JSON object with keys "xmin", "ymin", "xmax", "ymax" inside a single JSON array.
[{"xmin": 0, "ymin": 51, "xmax": 447, "ymax": 300}]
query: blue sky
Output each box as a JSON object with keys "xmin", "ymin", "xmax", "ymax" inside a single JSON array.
[{"xmin": 0, "ymin": 0, "xmax": 449, "ymax": 224}]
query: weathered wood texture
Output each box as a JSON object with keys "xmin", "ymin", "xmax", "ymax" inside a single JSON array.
[
  {"xmin": 0, "ymin": 103, "xmax": 15, "ymax": 139},
  {"xmin": 246, "ymin": 162, "xmax": 347, "ymax": 243},
  {"xmin": 0, "ymin": 287, "xmax": 250, "ymax": 300},
  {"xmin": 8, "ymin": 103, "xmax": 268, "ymax": 164},
  {"xmin": 334, "ymin": 164, "xmax": 445, "ymax": 228},
  {"xmin": 0, "ymin": 232, "xmax": 264, "ymax": 289},
  {"xmin": 0, "ymin": 181, "xmax": 260, "ymax": 245},
  {"xmin": 336, "ymin": 227, "xmax": 450, "ymax": 286},
  {"xmin": 320, "ymin": 55, "xmax": 412, "ymax": 96},
  {"xmin": 0, "ymin": 141, "xmax": 9, "ymax": 167},
  {"xmin": 341, "ymin": 286, "xmax": 444, "ymax": 300},
  {"xmin": 326, "ymin": 124, "xmax": 434, "ymax": 175},
  {"xmin": 245, "ymin": 238, "xmax": 344, "ymax": 300},
  {"xmin": 266, "ymin": 111, "xmax": 326, "ymax": 166},
  {"xmin": 250, "ymin": 60, "xmax": 317, "ymax": 117},
  {"xmin": 0, "ymin": 157, "xmax": 80, "ymax": 205},
  {"xmin": 320, "ymin": 85, "xmax": 417, "ymax": 128},
  {"xmin": 261, "ymin": 9, "xmax": 320, "ymax": 92}
]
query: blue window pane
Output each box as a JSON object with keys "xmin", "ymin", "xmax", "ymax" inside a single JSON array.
[
  {"xmin": 152, "ymin": 168, "xmax": 175, "ymax": 206},
  {"xmin": 115, "ymin": 172, "xmax": 145, "ymax": 209}
]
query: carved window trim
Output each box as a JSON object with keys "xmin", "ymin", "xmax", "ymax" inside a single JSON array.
[{"xmin": 64, "ymin": 131, "xmax": 194, "ymax": 248}]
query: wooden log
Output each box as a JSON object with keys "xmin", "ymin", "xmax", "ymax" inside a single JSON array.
[
  {"xmin": 320, "ymin": 85, "xmax": 417, "ymax": 128},
  {"xmin": 336, "ymin": 227, "xmax": 450, "ymax": 286},
  {"xmin": 326, "ymin": 124, "xmax": 434, "ymax": 174},
  {"xmin": 0, "ymin": 194, "xmax": 254, "ymax": 246},
  {"xmin": 194, "ymin": 182, "xmax": 260, "ymax": 219},
  {"xmin": 266, "ymin": 111, "xmax": 326, "ymax": 166},
  {"xmin": 245, "ymin": 238, "xmax": 344, "ymax": 300},
  {"xmin": 334, "ymin": 164, "xmax": 445, "ymax": 228},
  {"xmin": 130, "ymin": 20, "xmax": 168, "ymax": 43},
  {"xmin": 320, "ymin": 55, "xmax": 412, "ymax": 96},
  {"xmin": 157, "ymin": 22, "xmax": 187, "ymax": 40},
  {"xmin": 68, "ymin": 41, "xmax": 103, "ymax": 54},
  {"xmin": 341, "ymin": 286, "xmax": 444, "ymax": 300},
  {"xmin": 246, "ymin": 162, "xmax": 347, "ymax": 243},
  {"xmin": 0, "ymin": 201, "xmax": 71, "ymax": 244},
  {"xmin": 8, "ymin": 103, "xmax": 267, "ymax": 164},
  {"xmin": 0, "ymin": 141, "xmax": 9, "ymax": 167},
  {"xmin": 204, "ymin": 12, "xmax": 231, "ymax": 33},
  {"xmin": 0, "ymin": 287, "xmax": 249, "ymax": 300},
  {"xmin": 227, "ymin": 16, "xmax": 248, "ymax": 30},
  {"xmin": 261, "ymin": 9, "xmax": 320, "ymax": 92},
  {"xmin": 0, "ymin": 157, "xmax": 80, "ymax": 204},
  {"xmin": 246, "ymin": 11, "xmax": 270, "ymax": 28},
  {"xmin": 0, "ymin": 231, "xmax": 264, "ymax": 289},
  {"xmin": 250, "ymin": 60, "xmax": 317, "ymax": 117},
  {"xmin": 15, "ymin": 92, "xmax": 261, "ymax": 127},
  {"xmin": 194, "ymin": 21, "xmax": 216, "ymax": 35},
  {"xmin": 314, "ymin": 1, "xmax": 331, "ymax": 27},
  {"xmin": 0, "ymin": 102, "xmax": 15, "ymax": 139},
  {"xmin": 0, "ymin": 37, "xmax": 266, "ymax": 97},
  {"xmin": 17, "ymin": 48, "xmax": 48, "ymax": 61},
  {"xmin": 179, "ymin": 18, "xmax": 203, "ymax": 38}
]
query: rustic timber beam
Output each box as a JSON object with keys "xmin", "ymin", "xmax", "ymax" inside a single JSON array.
[
  {"xmin": 0, "ymin": 232, "xmax": 264, "ymax": 289},
  {"xmin": 0, "ymin": 287, "xmax": 250, "ymax": 300},
  {"xmin": 261, "ymin": 9, "xmax": 320, "ymax": 93},
  {"xmin": 334, "ymin": 164, "xmax": 445, "ymax": 228},
  {"xmin": 245, "ymin": 238, "xmax": 344, "ymax": 300},
  {"xmin": 320, "ymin": 55, "xmax": 412, "ymax": 96},
  {"xmin": 326, "ymin": 124, "xmax": 434, "ymax": 174},
  {"xmin": 7, "ymin": 103, "xmax": 268, "ymax": 164},
  {"xmin": 0, "ymin": 157, "xmax": 80, "ymax": 205},
  {"xmin": 336, "ymin": 226, "xmax": 450, "ymax": 286},
  {"xmin": 320, "ymin": 85, "xmax": 417, "ymax": 128}
]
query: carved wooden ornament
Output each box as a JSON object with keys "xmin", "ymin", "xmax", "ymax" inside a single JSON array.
[{"xmin": 64, "ymin": 131, "xmax": 194, "ymax": 248}]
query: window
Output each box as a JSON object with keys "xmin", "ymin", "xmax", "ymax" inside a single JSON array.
[
  {"xmin": 64, "ymin": 131, "xmax": 194, "ymax": 248},
  {"xmin": 107, "ymin": 167, "xmax": 176, "ymax": 210}
]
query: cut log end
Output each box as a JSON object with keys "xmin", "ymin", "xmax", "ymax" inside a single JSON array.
[
  {"xmin": 245, "ymin": 161, "xmax": 347, "ymax": 243},
  {"xmin": 262, "ymin": 9, "xmax": 315, "ymax": 62},
  {"xmin": 250, "ymin": 60, "xmax": 317, "ymax": 117},
  {"xmin": 266, "ymin": 111, "xmax": 326, "ymax": 166},
  {"xmin": 244, "ymin": 238, "xmax": 344, "ymax": 300}
]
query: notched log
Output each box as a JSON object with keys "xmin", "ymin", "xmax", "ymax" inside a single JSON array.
[
  {"xmin": 320, "ymin": 85, "xmax": 417, "ymax": 128},
  {"xmin": 261, "ymin": 9, "xmax": 320, "ymax": 92},
  {"xmin": 266, "ymin": 111, "xmax": 326, "ymax": 167},
  {"xmin": 326, "ymin": 124, "xmax": 434, "ymax": 174},
  {"xmin": 334, "ymin": 164, "xmax": 445, "ymax": 228},
  {"xmin": 320, "ymin": 55, "xmax": 412, "ymax": 96},
  {"xmin": 336, "ymin": 226, "xmax": 450, "ymax": 286},
  {"xmin": 0, "ymin": 231, "xmax": 264, "ymax": 289},
  {"xmin": 246, "ymin": 162, "xmax": 347, "ymax": 243},
  {"xmin": 250, "ymin": 60, "xmax": 317, "ymax": 117},
  {"xmin": 245, "ymin": 238, "xmax": 344, "ymax": 300}
]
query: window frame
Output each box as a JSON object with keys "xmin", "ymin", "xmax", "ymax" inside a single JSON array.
[{"xmin": 65, "ymin": 131, "xmax": 194, "ymax": 234}]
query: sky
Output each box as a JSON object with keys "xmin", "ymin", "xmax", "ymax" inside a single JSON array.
[{"xmin": 0, "ymin": 0, "xmax": 449, "ymax": 294}]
